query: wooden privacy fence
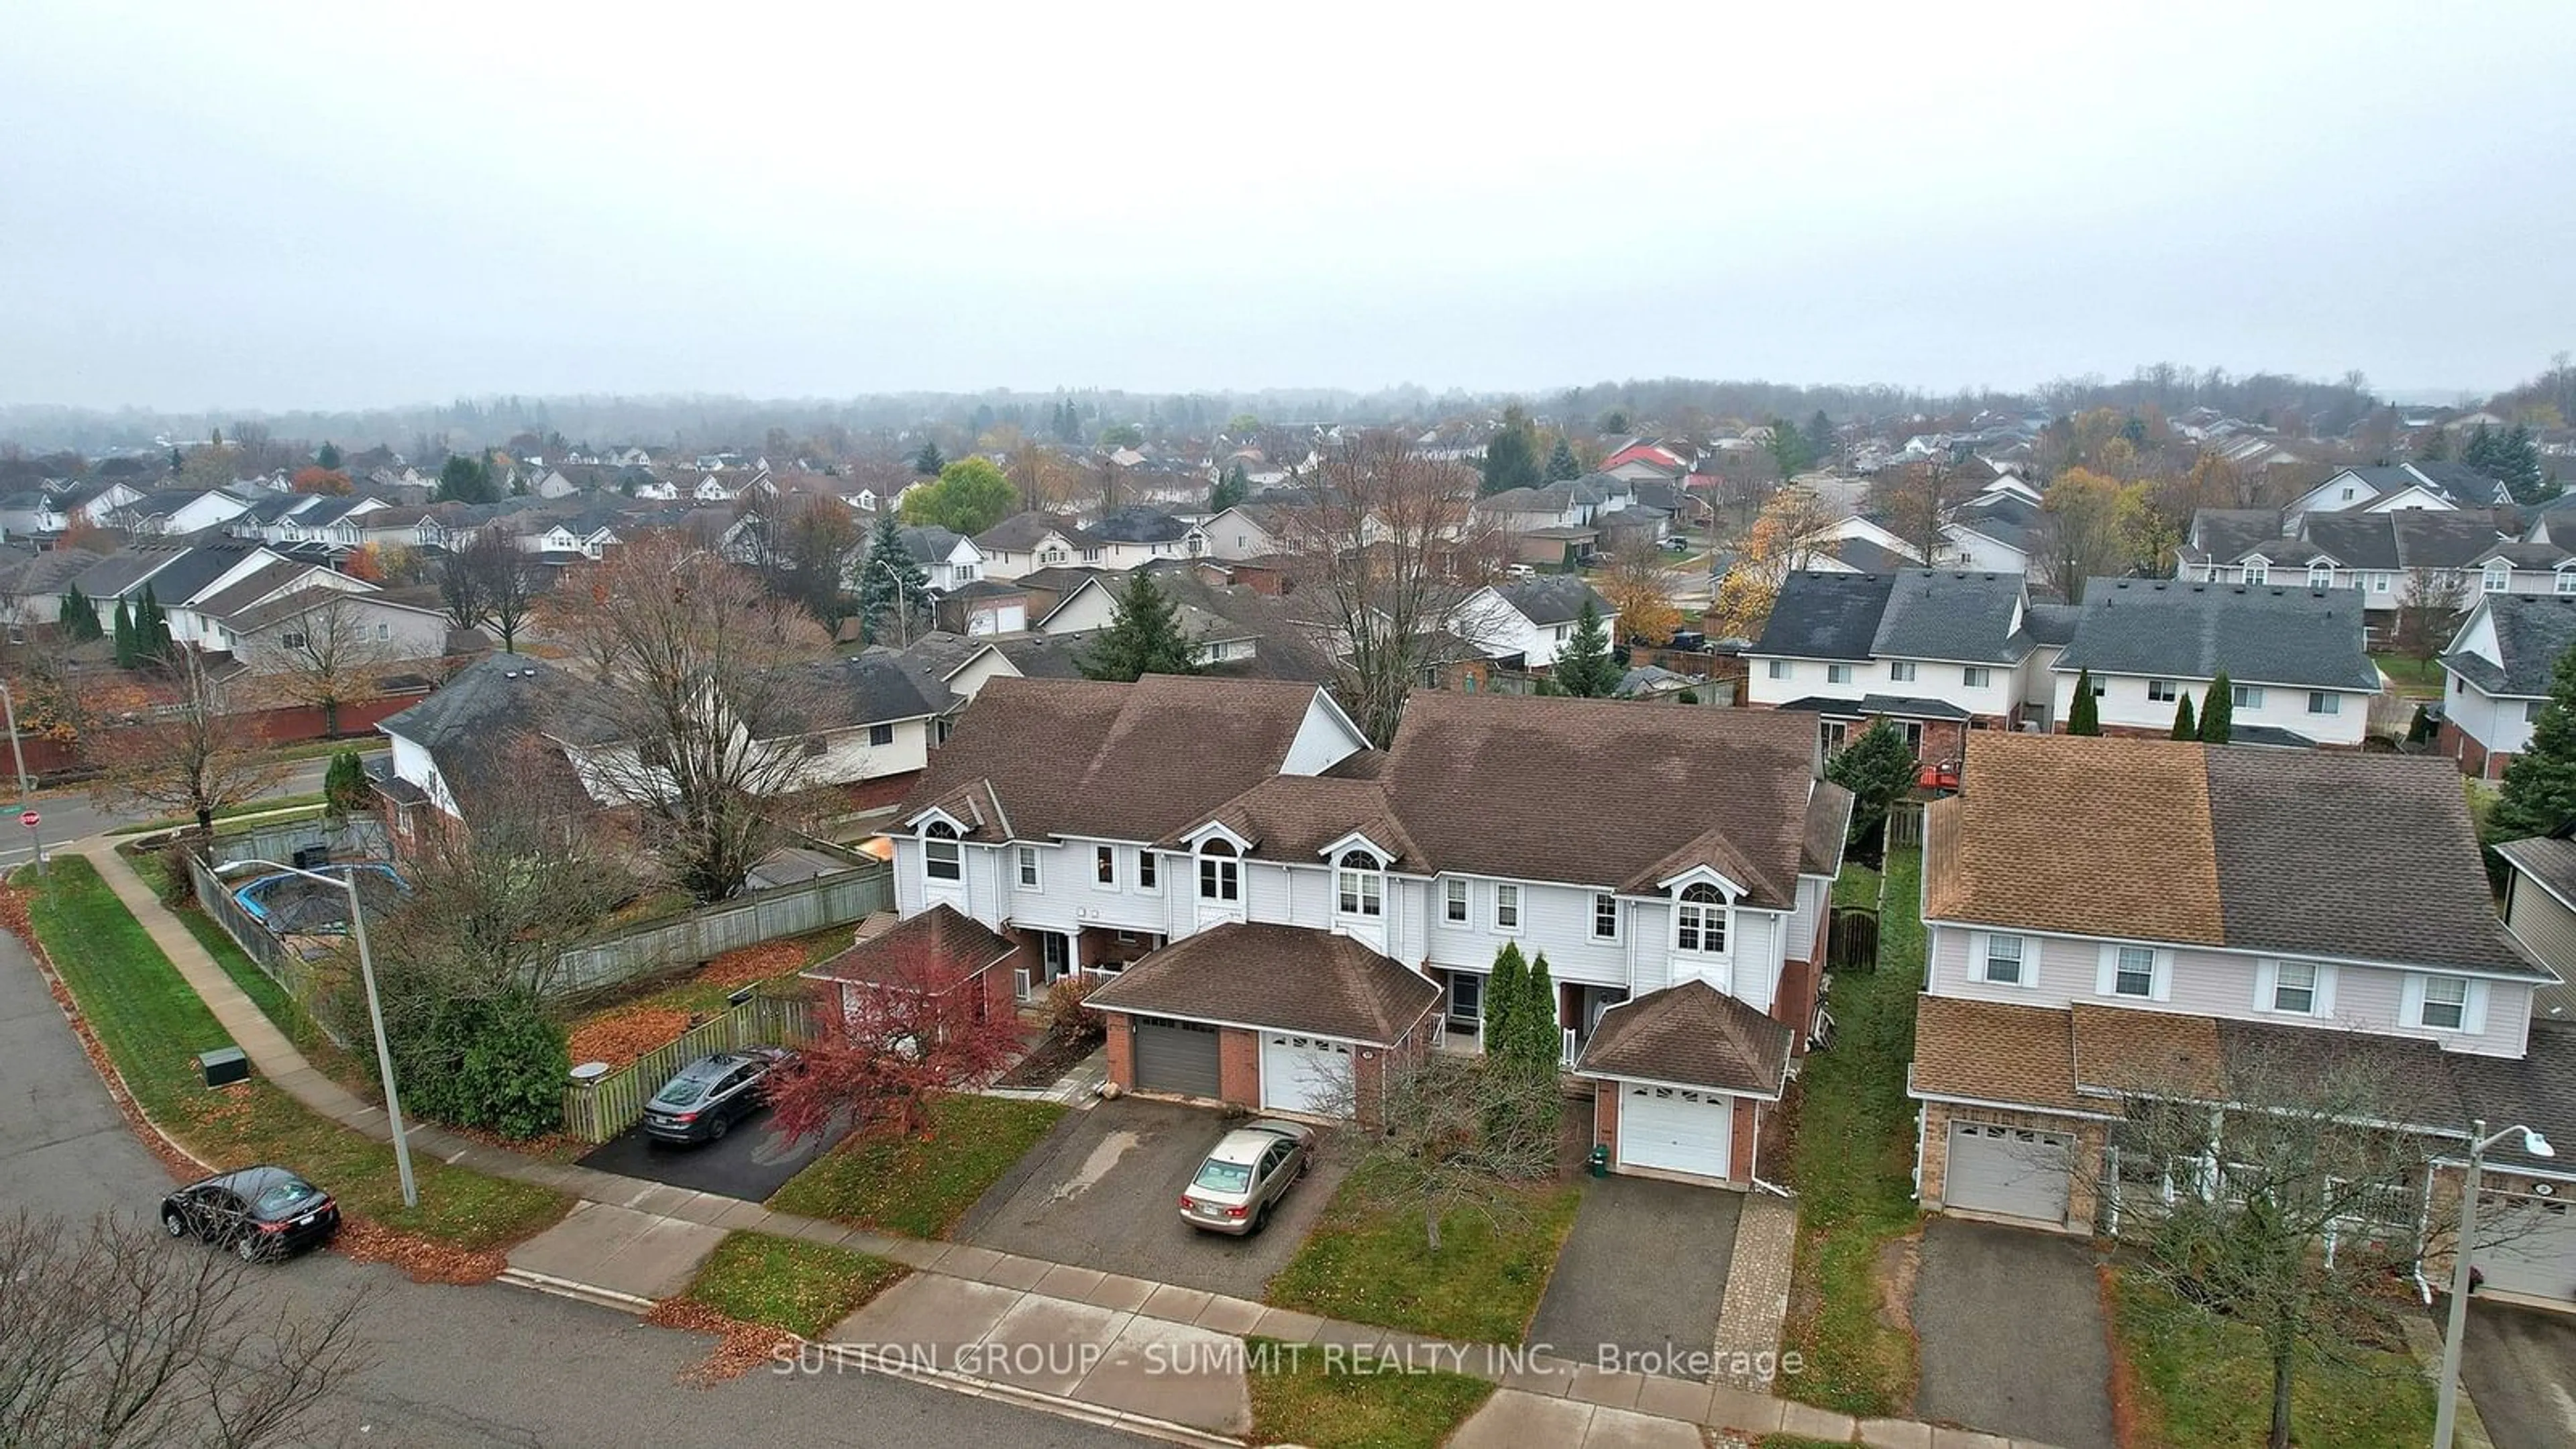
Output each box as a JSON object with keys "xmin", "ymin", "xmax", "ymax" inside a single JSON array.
[
  {"xmin": 547, "ymin": 865, "xmax": 892, "ymax": 998},
  {"xmin": 561, "ymin": 991, "xmax": 816, "ymax": 1143},
  {"xmin": 1827, "ymin": 906, "xmax": 1880, "ymax": 973}
]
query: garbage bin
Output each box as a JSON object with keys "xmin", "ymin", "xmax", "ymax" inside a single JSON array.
[{"xmin": 1589, "ymin": 1144, "xmax": 1609, "ymax": 1179}]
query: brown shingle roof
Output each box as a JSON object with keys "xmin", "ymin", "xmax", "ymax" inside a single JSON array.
[
  {"xmin": 1087, "ymin": 923, "xmax": 1440, "ymax": 1044},
  {"xmin": 2069, "ymin": 1004, "xmax": 2224, "ymax": 1099},
  {"xmin": 802, "ymin": 904, "xmax": 1015, "ymax": 987},
  {"xmin": 1377, "ymin": 693, "xmax": 1825, "ymax": 908},
  {"xmin": 1164, "ymin": 775, "xmax": 1425, "ymax": 867},
  {"xmin": 1932, "ymin": 733, "xmax": 2545, "ymax": 977},
  {"xmin": 2497, "ymin": 836, "xmax": 2576, "ymax": 908},
  {"xmin": 895, "ymin": 676, "xmax": 1335, "ymax": 843},
  {"xmin": 1927, "ymin": 734, "xmax": 2226, "ymax": 945},
  {"xmin": 1575, "ymin": 980, "xmax": 1792, "ymax": 1095},
  {"xmin": 1801, "ymin": 782, "xmax": 1855, "ymax": 876},
  {"xmin": 1911, "ymin": 996, "xmax": 2091, "ymax": 1114}
]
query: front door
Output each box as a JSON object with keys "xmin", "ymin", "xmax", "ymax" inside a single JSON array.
[
  {"xmin": 1447, "ymin": 971, "xmax": 1484, "ymax": 1034},
  {"xmin": 1039, "ymin": 932, "xmax": 1073, "ymax": 986}
]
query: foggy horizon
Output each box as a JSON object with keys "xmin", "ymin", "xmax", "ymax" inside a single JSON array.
[{"xmin": 7, "ymin": 1, "xmax": 2573, "ymax": 414}]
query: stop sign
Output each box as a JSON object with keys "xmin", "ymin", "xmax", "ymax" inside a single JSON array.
[{"xmin": 17, "ymin": 810, "xmax": 36, "ymax": 830}]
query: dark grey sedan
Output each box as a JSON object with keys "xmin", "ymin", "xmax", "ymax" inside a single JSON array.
[
  {"xmin": 161, "ymin": 1165, "xmax": 339, "ymax": 1263},
  {"xmin": 644, "ymin": 1046, "xmax": 792, "ymax": 1144}
]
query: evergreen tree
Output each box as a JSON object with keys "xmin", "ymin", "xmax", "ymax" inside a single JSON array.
[
  {"xmin": 1487, "ymin": 942, "xmax": 1528, "ymax": 1053},
  {"xmin": 2171, "ymin": 694, "xmax": 2198, "ymax": 740},
  {"xmin": 1519, "ymin": 952, "xmax": 1558, "ymax": 1071},
  {"xmin": 136, "ymin": 587, "xmax": 170, "ymax": 658},
  {"xmin": 2069, "ymin": 668, "xmax": 2101, "ymax": 735},
  {"xmin": 1766, "ymin": 417, "xmax": 1815, "ymax": 480},
  {"xmin": 857, "ymin": 515, "xmax": 928, "ymax": 643},
  {"xmin": 315, "ymin": 440, "xmax": 343, "ymax": 470},
  {"xmin": 167, "ymin": 445, "xmax": 182, "ymax": 476},
  {"xmin": 323, "ymin": 749, "xmax": 370, "ymax": 818},
  {"xmin": 2492, "ymin": 643, "xmax": 2576, "ymax": 839},
  {"xmin": 1807, "ymin": 409, "xmax": 1836, "ymax": 461},
  {"xmin": 59, "ymin": 586, "xmax": 99, "ymax": 641},
  {"xmin": 1825, "ymin": 719, "xmax": 1921, "ymax": 848},
  {"xmin": 112, "ymin": 597, "xmax": 136, "ymax": 667},
  {"xmin": 912, "ymin": 441, "xmax": 946, "ymax": 476},
  {"xmin": 2496, "ymin": 423, "xmax": 2546, "ymax": 503},
  {"xmin": 2419, "ymin": 428, "xmax": 2450, "ymax": 462},
  {"xmin": 1553, "ymin": 600, "xmax": 1622, "ymax": 698},
  {"xmin": 2463, "ymin": 421, "xmax": 2498, "ymax": 477},
  {"xmin": 1078, "ymin": 571, "xmax": 1200, "ymax": 681},
  {"xmin": 2198, "ymin": 671, "xmax": 2234, "ymax": 744},
  {"xmin": 1544, "ymin": 437, "xmax": 1582, "ymax": 482},
  {"xmin": 437, "ymin": 453, "xmax": 496, "ymax": 504},
  {"xmin": 1208, "ymin": 462, "xmax": 1250, "ymax": 513},
  {"xmin": 1480, "ymin": 405, "xmax": 1542, "ymax": 496}
]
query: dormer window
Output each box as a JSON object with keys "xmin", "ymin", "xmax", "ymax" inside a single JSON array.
[
  {"xmin": 2243, "ymin": 559, "xmax": 2269, "ymax": 585},
  {"xmin": 1674, "ymin": 882, "xmax": 1727, "ymax": 955},
  {"xmin": 1197, "ymin": 839, "xmax": 1240, "ymax": 902},
  {"xmin": 923, "ymin": 820, "xmax": 961, "ymax": 881},
  {"xmin": 2484, "ymin": 561, "xmax": 2512, "ymax": 594},
  {"xmin": 2557, "ymin": 568, "xmax": 2576, "ymax": 596},
  {"xmin": 2306, "ymin": 564, "xmax": 2332, "ymax": 588},
  {"xmin": 1335, "ymin": 849, "xmax": 1384, "ymax": 918}
]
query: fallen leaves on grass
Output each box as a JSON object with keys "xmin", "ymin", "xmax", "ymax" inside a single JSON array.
[
  {"xmin": 698, "ymin": 939, "xmax": 806, "ymax": 989},
  {"xmin": 644, "ymin": 1297, "xmax": 798, "ymax": 1385},
  {"xmin": 330, "ymin": 1218, "xmax": 510, "ymax": 1284},
  {"xmin": 566, "ymin": 1006, "xmax": 694, "ymax": 1071}
]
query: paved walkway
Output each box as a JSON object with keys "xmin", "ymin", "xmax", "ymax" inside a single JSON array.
[{"xmin": 76, "ymin": 836, "xmax": 2061, "ymax": 1448}]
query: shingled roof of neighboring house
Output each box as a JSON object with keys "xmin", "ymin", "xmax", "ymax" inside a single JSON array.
[
  {"xmin": 193, "ymin": 557, "xmax": 335, "ymax": 621},
  {"xmin": 756, "ymin": 651, "xmax": 955, "ymax": 735},
  {"xmin": 2183, "ymin": 507, "xmax": 2289, "ymax": 565},
  {"xmin": 1163, "ymin": 774, "xmax": 1424, "ymax": 867},
  {"xmin": 374, "ymin": 653, "xmax": 622, "ymax": 813},
  {"xmin": 1752, "ymin": 572, "xmax": 1892, "ymax": 659},
  {"xmin": 2445, "ymin": 595, "xmax": 2576, "ymax": 697},
  {"xmin": 1491, "ymin": 575, "xmax": 1615, "ymax": 627},
  {"xmin": 1576, "ymin": 980, "xmax": 1793, "ymax": 1094},
  {"xmin": 1757, "ymin": 570, "xmax": 2031, "ymax": 665},
  {"xmin": 1926, "ymin": 733, "xmax": 2546, "ymax": 977},
  {"xmin": 1911, "ymin": 996, "xmax": 2093, "ymax": 1114},
  {"xmin": 802, "ymin": 904, "xmax": 1015, "ymax": 987},
  {"xmin": 974, "ymin": 511, "xmax": 1096, "ymax": 552},
  {"xmin": 2051, "ymin": 578, "xmax": 2379, "ymax": 691},
  {"xmin": 898, "ymin": 675, "xmax": 1339, "ymax": 844},
  {"xmin": 1088, "ymin": 506, "xmax": 1194, "ymax": 544},
  {"xmin": 1087, "ymin": 922, "xmax": 1439, "ymax": 1044}
]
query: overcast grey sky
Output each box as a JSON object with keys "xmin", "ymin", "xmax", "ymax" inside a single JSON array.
[{"xmin": 6, "ymin": 1, "xmax": 2573, "ymax": 411}]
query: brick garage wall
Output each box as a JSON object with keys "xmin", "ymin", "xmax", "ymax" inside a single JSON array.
[
  {"xmin": 1595, "ymin": 1077, "xmax": 1619, "ymax": 1157},
  {"xmin": 1914, "ymin": 717, "xmax": 1968, "ymax": 765},
  {"xmin": 1218, "ymin": 1026, "xmax": 1260, "ymax": 1108},
  {"xmin": 1774, "ymin": 957, "xmax": 1819, "ymax": 1059},
  {"xmin": 1104, "ymin": 1012, "xmax": 1135, "ymax": 1091},
  {"xmin": 1918, "ymin": 1099, "xmax": 2108, "ymax": 1232},
  {"xmin": 2437, "ymin": 718, "xmax": 2505, "ymax": 781},
  {"xmin": 1591, "ymin": 1081, "xmax": 1756, "ymax": 1187},
  {"xmin": 1731, "ymin": 1098, "xmax": 1762, "ymax": 1182}
]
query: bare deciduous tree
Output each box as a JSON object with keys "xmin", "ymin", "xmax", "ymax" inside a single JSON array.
[
  {"xmin": 92, "ymin": 649, "xmax": 290, "ymax": 835},
  {"xmin": 1872, "ymin": 455, "xmax": 1966, "ymax": 564},
  {"xmin": 2394, "ymin": 566, "xmax": 2469, "ymax": 669},
  {"xmin": 1272, "ymin": 431, "xmax": 1508, "ymax": 746},
  {"xmin": 0, "ymin": 1210, "xmax": 370, "ymax": 1448},
  {"xmin": 543, "ymin": 531, "xmax": 833, "ymax": 902},
  {"xmin": 247, "ymin": 587, "xmax": 397, "ymax": 737},
  {"xmin": 464, "ymin": 533, "xmax": 545, "ymax": 654},
  {"xmin": 1337, "ymin": 1049, "xmax": 1562, "ymax": 1251}
]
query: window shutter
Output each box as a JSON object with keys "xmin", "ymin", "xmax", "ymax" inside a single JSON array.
[
  {"xmin": 1966, "ymin": 931, "xmax": 1986, "ymax": 985},
  {"xmin": 2152, "ymin": 950, "xmax": 2173, "ymax": 1003},
  {"xmin": 2313, "ymin": 964, "xmax": 2338, "ymax": 1020},
  {"xmin": 2253, "ymin": 959, "xmax": 2277, "ymax": 1012},
  {"xmin": 2465, "ymin": 981, "xmax": 2491, "ymax": 1036},
  {"xmin": 2095, "ymin": 945, "xmax": 2118, "ymax": 998},
  {"xmin": 2400, "ymin": 974, "xmax": 2426, "ymax": 1028}
]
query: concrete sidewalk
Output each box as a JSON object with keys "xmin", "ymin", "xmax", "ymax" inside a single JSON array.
[{"xmin": 81, "ymin": 835, "xmax": 2059, "ymax": 1449}]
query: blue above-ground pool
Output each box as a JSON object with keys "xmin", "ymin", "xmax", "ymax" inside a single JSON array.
[{"xmin": 231, "ymin": 863, "xmax": 408, "ymax": 935}]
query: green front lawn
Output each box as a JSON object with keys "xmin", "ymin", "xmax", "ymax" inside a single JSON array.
[
  {"xmin": 678, "ymin": 1230, "xmax": 907, "ymax": 1338},
  {"xmin": 767, "ymin": 1093, "xmax": 1065, "ymax": 1239},
  {"xmin": 1265, "ymin": 1163, "xmax": 1581, "ymax": 1344},
  {"xmin": 2371, "ymin": 651, "xmax": 2447, "ymax": 696},
  {"xmin": 1831, "ymin": 860, "xmax": 1882, "ymax": 910},
  {"xmin": 1243, "ymin": 1335, "xmax": 1496, "ymax": 1448},
  {"xmin": 2113, "ymin": 1273, "xmax": 2434, "ymax": 1448},
  {"xmin": 1780, "ymin": 846, "xmax": 1924, "ymax": 1418},
  {"xmin": 21, "ymin": 856, "xmax": 566, "ymax": 1250},
  {"xmin": 124, "ymin": 849, "xmax": 351, "ymax": 1070}
]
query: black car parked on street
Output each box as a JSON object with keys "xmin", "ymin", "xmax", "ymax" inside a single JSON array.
[
  {"xmin": 644, "ymin": 1046, "xmax": 794, "ymax": 1144},
  {"xmin": 161, "ymin": 1165, "xmax": 340, "ymax": 1263}
]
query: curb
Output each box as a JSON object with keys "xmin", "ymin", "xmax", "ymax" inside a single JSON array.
[{"xmin": 490, "ymin": 1268, "xmax": 1242, "ymax": 1446}]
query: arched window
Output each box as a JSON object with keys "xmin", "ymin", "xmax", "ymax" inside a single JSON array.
[
  {"xmin": 1336, "ymin": 849, "xmax": 1384, "ymax": 918},
  {"xmin": 923, "ymin": 820, "xmax": 961, "ymax": 881},
  {"xmin": 1675, "ymin": 882, "xmax": 1727, "ymax": 955},
  {"xmin": 1197, "ymin": 839, "xmax": 1240, "ymax": 902}
]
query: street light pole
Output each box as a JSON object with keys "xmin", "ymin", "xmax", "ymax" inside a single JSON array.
[
  {"xmin": 0, "ymin": 678, "xmax": 30, "ymax": 802},
  {"xmin": 218, "ymin": 857, "xmax": 417, "ymax": 1208},
  {"xmin": 2434, "ymin": 1118, "xmax": 2553, "ymax": 1448}
]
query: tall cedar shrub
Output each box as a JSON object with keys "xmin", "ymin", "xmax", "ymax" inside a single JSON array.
[{"xmin": 2199, "ymin": 670, "xmax": 2234, "ymax": 744}]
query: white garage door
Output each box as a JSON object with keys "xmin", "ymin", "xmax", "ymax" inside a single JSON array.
[
  {"xmin": 1945, "ymin": 1122, "xmax": 2074, "ymax": 1226},
  {"xmin": 1619, "ymin": 1085, "xmax": 1732, "ymax": 1180},
  {"xmin": 1260, "ymin": 1034, "xmax": 1352, "ymax": 1116},
  {"xmin": 2475, "ymin": 1191, "xmax": 2576, "ymax": 1300}
]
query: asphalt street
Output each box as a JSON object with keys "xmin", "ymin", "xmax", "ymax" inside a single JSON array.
[
  {"xmin": 0, "ymin": 753, "xmax": 344, "ymax": 869},
  {"xmin": 0, "ymin": 924, "xmax": 1146, "ymax": 1447}
]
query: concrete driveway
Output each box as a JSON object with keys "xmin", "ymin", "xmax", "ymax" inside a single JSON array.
[
  {"xmin": 2461, "ymin": 1300, "xmax": 2576, "ymax": 1449},
  {"xmin": 1913, "ymin": 1218, "xmax": 2114, "ymax": 1449},
  {"xmin": 576, "ymin": 1108, "xmax": 847, "ymax": 1203},
  {"xmin": 956, "ymin": 1097, "xmax": 1346, "ymax": 1299},
  {"xmin": 1527, "ymin": 1177, "xmax": 1741, "ymax": 1377}
]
